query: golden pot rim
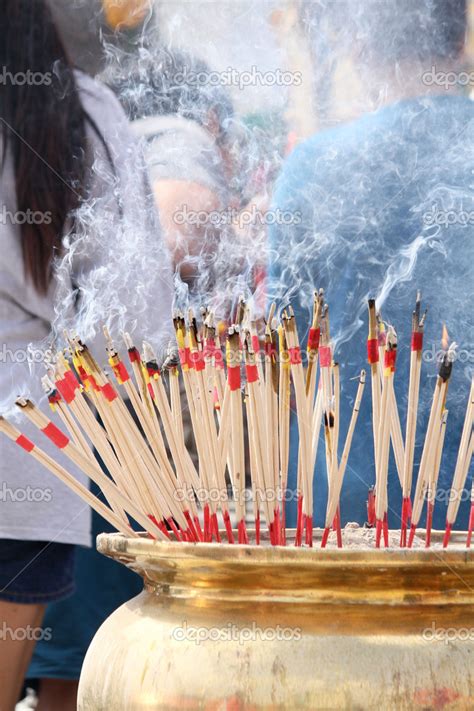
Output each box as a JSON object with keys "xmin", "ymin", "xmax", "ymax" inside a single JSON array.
[
  {"xmin": 97, "ymin": 530, "xmax": 474, "ymax": 610},
  {"xmin": 97, "ymin": 529, "xmax": 473, "ymax": 568}
]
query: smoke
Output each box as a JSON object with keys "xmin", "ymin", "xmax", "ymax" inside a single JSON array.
[{"xmin": 3, "ymin": 0, "xmax": 473, "ymax": 423}]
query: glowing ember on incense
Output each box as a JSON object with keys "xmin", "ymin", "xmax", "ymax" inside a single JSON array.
[{"xmin": 1, "ymin": 292, "xmax": 473, "ymax": 549}]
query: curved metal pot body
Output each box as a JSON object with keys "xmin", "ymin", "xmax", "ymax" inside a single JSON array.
[{"xmin": 78, "ymin": 532, "xmax": 474, "ymax": 710}]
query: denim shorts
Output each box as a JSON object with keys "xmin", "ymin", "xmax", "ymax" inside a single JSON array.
[{"xmin": 0, "ymin": 539, "xmax": 75, "ymax": 604}]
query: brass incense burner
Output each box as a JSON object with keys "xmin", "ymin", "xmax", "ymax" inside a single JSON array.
[{"xmin": 78, "ymin": 531, "xmax": 474, "ymax": 710}]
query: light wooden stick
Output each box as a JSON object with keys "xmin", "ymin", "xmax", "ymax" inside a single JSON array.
[
  {"xmin": 444, "ymin": 377, "xmax": 474, "ymax": 545},
  {"xmin": 323, "ymin": 370, "xmax": 366, "ymax": 536},
  {"xmin": 377, "ymin": 316, "xmax": 405, "ymax": 487},
  {"xmin": 284, "ymin": 311, "xmax": 313, "ymax": 543},
  {"xmin": 227, "ymin": 327, "xmax": 246, "ymax": 539},
  {"xmin": 278, "ymin": 325, "xmax": 291, "ymax": 511},
  {"xmin": 0, "ymin": 416, "xmax": 136, "ymax": 537},
  {"xmin": 367, "ymin": 299, "xmax": 381, "ymax": 480},
  {"xmin": 425, "ymin": 408, "xmax": 449, "ymax": 547},
  {"xmin": 319, "ymin": 308, "xmax": 337, "ymax": 530},
  {"xmin": 243, "ymin": 338, "xmax": 274, "ymax": 531},
  {"xmin": 400, "ymin": 292, "xmax": 425, "ymax": 545},
  {"xmin": 305, "ymin": 289, "xmax": 324, "ymax": 404},
  {"xmin": 465, "ymin": 432, "xmax": 474, "ymax": 547},
  {"xmin": 410, "ymin": 343, "xmax": 456, "ymax": 546},
  {"xmin": 375, "ymin": 327, "xmax": 397, "ymax": 547},
  {"xmin": 13, "ymin": 400, "xmax": 167, "ymax": 539}
]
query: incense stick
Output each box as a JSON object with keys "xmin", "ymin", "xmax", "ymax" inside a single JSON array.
[
  {"xmin": 444, "ymin": 377, "xmax": 474, "ymax": 546},
  {"xmin": 400, "ymin": 292, "xmax": 425, "ymax": 546},
  {"xmin": 409, "ymin": 339, "xmax": 456, "ymax": 547}
]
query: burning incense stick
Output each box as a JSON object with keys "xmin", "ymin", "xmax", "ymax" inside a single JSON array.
[
  {"xmin": 409, "ymin": 333, "xmax": 456, "ymax": 547},
  {"xmin": 278, "ymin": 324, "xmax": 291, "ymax": 543},
  {"xmin": 321, "ymin": 370, "xmax": 366, "ymax": 547},
  {"xmin": 444, "ymin": 377, "xmax": 474, "ymax": 546},
  {"xmin": 466, "ymin": 432, "xmax": 474, "ymax": 547},
  {"xmin": 284, "ymin": 308, "xmax": 313, "ymax": 546},
  {"xmin": 319, "ymin": 307, "xmax": 340, "ymax": 546},
  {"xmin": 305, "ymin": 289, "xmax": 323, "ymax": 401},
  {"xmin": 425, "ymin": 408, "xmax": 449, "ymax": 547},
  {"xmin": 367, "ymin": 300, "xmax": 381, "ymax": 500},
  {"xmin": 243, "ymin": 335, "xmax": 274, "ymax": 535},
  {"xmin": 377, "ymin": 315, "xmax": 404, "ymax": 489},
  {"xmin": 400, "ymin": 292, "xmax": 426, "ymax": 546},
  {"xmin": 2, "ymin": 291, "xmax": 472, "ymax": 551},
  {"xmin": 227, "ymin": 326, "xmax": 247, "ymax": 543},
  {"xmin": 375, "ymin": 327, "xmax": 397, "ymax": 547},
  {"xmin": 264, "ymin": 308, "xmax": 280, "ymax": 538}
]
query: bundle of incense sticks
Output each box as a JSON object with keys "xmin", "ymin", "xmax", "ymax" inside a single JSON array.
[{"xmin": 1, "ymin": 291, "xmax": 472, "ymax": 548}]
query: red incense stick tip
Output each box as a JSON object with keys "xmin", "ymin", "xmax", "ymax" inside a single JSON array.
[
  {"xmin": 295, "ymin": 495, "xmax": 303, "ymax": 547},
  {"xmin": 399, "ymin": 529, "xmax": 406, "ymax": 548},
  {"xmin": 203, "ymin": 504, "xmax": 211, "ymax": 543},
  {"xmin": 15, "ymin": 434, "xmax": 35, "ymax": 453},
  {"xmin": 375, "ymin": 519, "xmax": 383, "ymax": 548},
  {"xmin": 149, "ymin": 516, "xmax": 170, "ymax": 540},
  {"xmin": 280, "ymin": 505, "xmax": 286, "ymax": 546},
  {"xmin": 304, "ymin": 515, "xmax": 313, "ymax": 548},
  {"xmin": 319, "ymin": 345, "xmax": 331, "ymax": 367},
  {"xmin": 425, "ymin": 502, "xmax": 434, "ymax": 548},
  {"xmin": 184, "ymin": 510, "xmax": 199, "ymax": 542},
  {"xmin": 407, "ymin": 524, "xmax": 417, "ymax": 548},
  {"xmin": 227, "ymin": 365, "xmax": 241, "ymax": 391},
  {"xmin": 333, "ymin": 508, "xmax": 343, "ymax": 548},
  {"xmin": 400, "ymin": 497, "xmax": 411, "ymax": 547},
  {"xmin": 411, "ymin": 331, "xmax": 423, "ymax": 351},
  {"xmin": 367, "ymin": 338, "xmax": 379, "ymax": 364},
  {"xmin": 237, "ymin": 519, "xmax": 249, "ymax": 545},
  {"xmin": 211, "ymin": 513, "xmax": 221, "ymax": 543},
  {"xmin": 289, "ymin": 346, "xmax": 302, "ymax": 365},
  {"xmin": 307, "ymin": 327, "xmax": 320, "ymax": 351},
  {"xmin": 245, "ymin": 364, "xmax": 259, "ymax": 383},
  {"xmin": 367, "ymin": 488, "xmax": 376, "ymax": 527},
  {"xmin": 466, "ymin": 506, "xmax": 474, "ymax": 548},
  {"xmin": 167, "ymin": 517, "xmax": 182, "ymax": 542},
  {"xmin": 41, "ymin": 422, "xmax": 69, "ymax": 449},
  {"xmin": 101, "ymin": 383, "xmax": 117, "ymax": 402},
  {"xmin": 294, "ymin": 527, "xmax": 302, "ymax": 547},
  {"xmin": 320, "ymin": 527, "xmax": 330, "ymax": 549},
  {"xmin": 383, "ymin": 513, "xmax": 389, "ymax": 548},
  {"xmin": 443, "ymin": 523, "xmax": 452, "ymax": 549},
  {"xmin": 193, "ymin": 515, "xmax": 204, "ymax": 542},
  {"xmin": 274, "ymin": 506, "xmax": 281, "ymax": 546},
  {"xmin": 223, "ymin": 510, "xmax": 235, "ymax": 544},
  {"xmin": 255, "ymin": 511, "xmax": 261, "ymax": 546},
  {"xmin": 269, "ymin": 519, "xmax": 275, "ymax": 546}
]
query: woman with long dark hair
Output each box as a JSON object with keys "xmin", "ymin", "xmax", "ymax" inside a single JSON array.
[{"xmin": 0, "ymin": 2, "xmax": 172, "ymax": 708}]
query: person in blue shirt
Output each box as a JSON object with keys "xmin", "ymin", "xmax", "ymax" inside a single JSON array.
[{"xmin": 269, "ymin": 0, "xmax": 473, "ymax": 535}]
